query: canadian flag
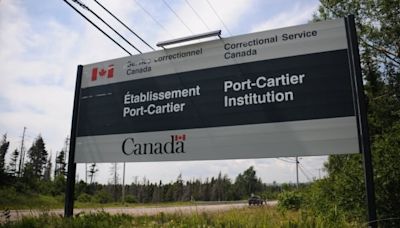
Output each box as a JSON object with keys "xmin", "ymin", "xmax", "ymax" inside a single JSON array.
[
  {"xmin": 91, "ymin": 65, "xmax": 114, "ymax": 81},
  {"xmin": 174, "ymin": 134, "xmax": 186, "ymax": 141}
]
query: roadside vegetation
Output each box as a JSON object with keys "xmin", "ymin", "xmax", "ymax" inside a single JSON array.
[
  {"xmin": 0, "ymin": 206, "xmax": 362, "ymax": 228},
  {"xmin": 0, "ymin": 163, "xmax": 296, "ymax": 210},
  {"xmin": 0, "ymin": 0, "xmax": 399, "ymax": 227}
]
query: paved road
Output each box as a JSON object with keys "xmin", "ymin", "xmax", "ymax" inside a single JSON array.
[{"xmin": 2, "ymin": 201, "xmax": 277, "ymax": 222}]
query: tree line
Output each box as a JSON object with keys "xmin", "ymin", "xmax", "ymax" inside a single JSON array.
[
  {"xmin": 76, "ymin": 167, "xmax": 299, "ymax": 204},
  {"xmin": 0, "ymin": 135, "xmax": 299, "ymax": 204},
  {"xmin": 0, "ymin": 134, "xmax": 68, "ymax": 195}
]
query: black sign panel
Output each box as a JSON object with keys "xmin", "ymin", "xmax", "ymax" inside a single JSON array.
[{"xmin": 78, "ymin": 50, "xmax": 354, "ymax": 137}]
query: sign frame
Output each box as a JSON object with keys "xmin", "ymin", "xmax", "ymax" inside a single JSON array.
[{"xmin": 65, "ymin": 15, "xmax": 376, "ymax": 227}]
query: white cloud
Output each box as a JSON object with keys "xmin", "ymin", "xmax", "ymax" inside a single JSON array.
[{"xmin": 1, "ymin": 2, "xmax": 78, "ymax": 152}]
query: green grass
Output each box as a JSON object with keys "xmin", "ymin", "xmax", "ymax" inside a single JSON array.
[
  {"xmin": 0, "ymin": 186, "xmax": 247, "ymax": 210},
  {"xmin": 0, "ymin": 207, "xmax": 362, "ymax": 227},
  {"xmin": 0, "ymin": 198, "xmax": 198, "ymax": 210},
  {"xmin": 0, "ymin": 194, "xmax": 63, "ymax": 210},
  {"xmin": 0, "ymin": 189, "xmax": 238, "ymax": 210}
]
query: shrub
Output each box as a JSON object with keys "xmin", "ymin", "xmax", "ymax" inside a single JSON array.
[
  {"xmin": 77, "ymin": 193, "xmax": 92, "ymax": 203},
  {"xmin": 51, "ymin": 175, "xmax": 66, "ymax": 196},
  {"xmin": 0, "ymin": 187, "xmax": 18, "ymax": 206},
  {"xmin": 93, "ymin": 190, "xmax": 112, "ymax": 204},
  {"xmin": 277, "ymin": 191, "xmax": 302, "ymax": 212},
  {"xmin": 261, "ymin": 190, "xmax": 279, "ymax": 200},
  {"xmin": 124, "ymin": 195, "xmax": 137, "ymax": 204}
]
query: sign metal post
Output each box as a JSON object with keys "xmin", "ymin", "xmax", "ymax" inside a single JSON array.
[
  {"xmin": 64, "ymin": 65, "xmax": 83, "ymax": 217},
  {"xmin": 345, "ymin": 15, "xmax": 377, "ymax": 227}
]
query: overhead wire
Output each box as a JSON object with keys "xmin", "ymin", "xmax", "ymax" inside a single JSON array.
[
  {"xmin": 63, "ymin": 0, "xmax": 132, "ymax": 55},
  {"xmin": 184, "ymin": 0, "xmax": 211, "ymax": 31},
  {"xmin": 162, "ymin": 0, "xmax": 194, "ymax": 34},
  {"xmin": 70, "ymin": 0, "xmax": 142, "ymax": 54},
  {"xmin": 299, "ymin": 163, "xmax": 315, "ymax": 180},
  {"xmin": 134, "ymin": 0, "xmax": 173, "ymax": 37},
  {"xmin": 299, "ymin": 165, "xmax": 312, "ymax": 182},
  {"xmin": 92, "ymin": 0, "xmax": 155, "ymax": 51},
  {"xmin": 205, "ymin": 0, "xmax": 232, "ymax": 36}
]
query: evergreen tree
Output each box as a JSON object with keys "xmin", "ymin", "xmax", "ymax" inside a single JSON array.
[
  {"xmin": 211, "ymin": 172, "xmax": 227, "ymax": 201},
  {"xmin": 109, "ymin": 163, "xmax": 119, "ymax": 201},
  {"xmin": 151, "ymin": 182, "xmax": 162, "ymax": 202},
  {"xmin": 88, "ymin": 163, "xmax": 98, "ymax": 184},
  {"xmin": 173, "ymin": 174, "xmax": 184, "ymax": 201},
  {"xmin": 234, "ymin": 166, "xmax": 263, "ymax": 198},
  {"xmin": 0, "ymin": 134, "xmax": 10, "ymax": 175},
  {"xmin": 43, "ymin": 155, "xmax": 52, "ymax": 181},
  {"xmin": 54, "ymin": 150, "xmax": 66, "ymax": 177},
  {"xmin": 26, "ymin": 135, "xmax": 48, "ymax": 179},
  {"xmin": 8, "ymin": 149, "xmax": 19, "ymax": 176}
]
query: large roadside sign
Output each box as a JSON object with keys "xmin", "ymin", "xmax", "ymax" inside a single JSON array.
[{"xmin": 74, "ymin": 18, "xmax": 360, "ymax": 163}]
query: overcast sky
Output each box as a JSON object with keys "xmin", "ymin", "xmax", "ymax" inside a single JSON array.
[{"xmin": 0, "ymin": 0, "xmax": 327, "ymax": 185}]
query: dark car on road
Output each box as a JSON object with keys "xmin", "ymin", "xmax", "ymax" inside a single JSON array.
[{"xmin": 248, "ymin": 195, "xmax": 264, "ymax": 206}]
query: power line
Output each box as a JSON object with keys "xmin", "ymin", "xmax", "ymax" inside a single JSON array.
[
  {"xmin": 63, "ymin": 0, "xmax": 132, "ymax": 55},
  {"xmin": 70, "ymin": 0, "xmax": 142, "ymax": 54},
  {"xmin": 299, "ymin": 166, "xmax": 310, "ymax": 182},
  {"xmin": 299, "ymin": 165, "xmax": 312, "ymax": 182},
  {"xmin": 71, "ymin": 0, "xmax": 141, "ymax": 53},
  {"xmin": 162, "ymin": 0, "xmax": 194, "ymax": 34},
  {"xmin": 184, "ymin": 0, "xmax": 210, "ymax": 31},
  {"xmin": 92, "ymin": 0, "xmax": 155, "ymax": 51},
  {"xmin": 205, "ymin": 0, "xmax": 232, "ymax": 36},
  {"xmin": 134, "ymin": 0, "xmax": 172, "ymax": 36},
  {"xmin": 299, "ymin": 163, "xmax": 315, "ymax": 180}
]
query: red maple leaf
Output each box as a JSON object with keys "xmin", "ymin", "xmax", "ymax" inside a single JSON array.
[
  {"xmin": 99, "ymin": 69, "xmax": 107, "ymax": 76},
  {"xmin": 175, "ymin": 134, "xmax": 186, "ymax": 141}
]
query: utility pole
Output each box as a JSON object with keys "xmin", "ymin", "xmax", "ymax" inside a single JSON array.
[
  {"xmin": 54, "ymin": 151, "xmax": 59, "ymax": 177},
  {"xmin": 114, "ymin": 163, "xmax": 118, "ymax": 186},
  {"xmin": 63, "ymin": 137, "xmax": 70, "ymax": 178},
  {"xmin": 64, "ymin": 137, "xmax": 70, "ymax": 163},
  {"xmin": 85, "ymin": 163, "xmax": 88, "ymax": 183},
  {"xmin": 296, "ymin": 157, "xmax": 299, "ymax": 189},
  {"xmin": 113, "ymin": 162, "xmax": 118, "ymax": 202},
  {"xmin": 18, "ymin": 127, "xmax": 26, "ymax": 177},
  {"xmin": 122, "ymin": 162, "xmax": 126, "ymax": 203}
]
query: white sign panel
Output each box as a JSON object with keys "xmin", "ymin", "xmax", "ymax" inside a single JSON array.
[{"xmin": 74, "ymin": 18, "xmax": 359, "ymax": 163}]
